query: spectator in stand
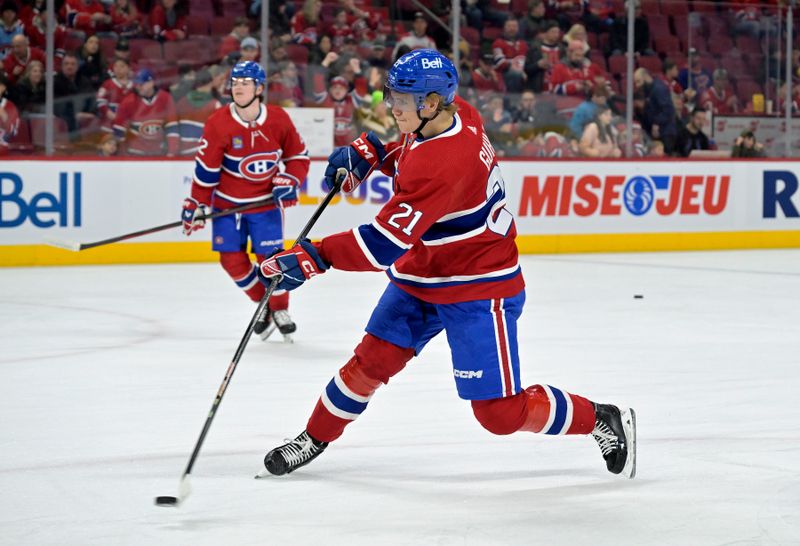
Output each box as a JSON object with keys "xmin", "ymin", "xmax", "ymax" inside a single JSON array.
[
  {"xmin": 168, "ymin": 62, "xmax": 196, "ymax": 102},
  {"xmin": 309, "ymin": 33, "xmax": 333, "ymax": 66},
  {"xmin": 97, "ymin": 132, "xmax": 119, "ymax": 156},
  {"xmin": 634, "ymin": 67, "xmax": 677, "ymax": 155},
  {"xmin": 581, "ymin": 0, "xmax": 615, "ymax": 35},
  {"xmin": 550, "ymin": 39, "xmax": 605, "ymax": 97},
  {"xmin": 313, "ymin": 73, "xmax": 366, "ymax": 146},
  {"xmin": 0, "ymin": 72, "xmax": 20, "ymax": 155},
  {"xmin": 661, "ymin": 58, "xmax": 696, "ymax": 106},
  {"xmin": 219, "ymin": 17, "xmax": 251, "ymax": 59},
  {"xmin": 291, "ymin": 0, "xmax": 322, "ymax": 47},
  {"xmin": 175, "ymin": 67, "xmax": 222, "ymax": 156},
  {"xmin": 776, "ymin": 81, "xmax": 800, "ymax": 115},
  {"xmin": 239, "ymin": 37, "xmax": 260, "ymax": 63},
  {"xmin": 54, "ymin": 52, "xmax": 96, "ymax": 135},
  {"xmin": 562, "ymin": 23, "xmax": 589, "ymax": 55},
  {"xmin": 110, "ymin": 0, "xmax": 143, "ymax": 38},
  {"xmin": 731, "ymin": 1, "xmax": 763, "ymax": 40},
  {"xmin": 648, "ymin": 139, "xmax": 664, "ymax": 157},
  {"xmin": 60, "ymin": 0, "xmax": 111, "ymax": 35},
  {"xmin": 3, "ymin": 34, "xmax": 45, "ymax": 86},
  {"xmin": 20, "ymin": 2, "xmax": 67, "ymax": 68},
  {"xmin": 365, "ymin": 39, "xmax": 389, "ymax": 89},
  {"xmin": 355, "ymin": 89, "xmax": 398, "ymax": 143},
  {"xmin": 392, "ymin": 12, "xmax": 436, "ymax": 60},
  {"xmin": 608, "ymin": 0, "xmax": 652, "ymax": 57},
  {"xmin": 674, "ymin": 107, "xmax": 711, "ymax": 157},
  {"xmin": 520, "ymin": 0, "xmax": 547, "ymax": 41},
  {"xmin": 525, "ymin": 20, "xmax": 562, "ymax": 93},
  {"xmin": 97, "ymin": 56, "xmax": 132, "ymax": 132},
  {"xmin": 330, "ymin": 35, "xmax": 362, "ymax": 75},
  {"xmin": 1, "ymin": 1, "xmax": 24, "ymax": 61},
  {"xmin": 492, "ymin": 18, "xmax": 527, "ymax": 94},
  {"xmin": 678, "ymin": 48, "xmax": 712, "ymax": 97},
  {"xmin": 472, "ymin": 53, "xmax": 505, "ymax": 105},
  {"xmin": 616, "ymin": 120, "xmax": 648, "ymax": 157},
  {"xmin": 569, "ymin": 83, "xmax": 609, "ymax": 138},
  {"xmin": 76, "ymin": 34, "xmax": 106, "ymax": 90},
  {"xmin": 268, "ymin": 61, "xmax": 304, "ymax": 107},
  {"xmin": 149, "ymin": 0, "xmax": 187, "ymax": 42},
  {"xmin": 546, "ymin": 0, "xmax": 583, "ymax": 32},
  {"xmin": 463, "ymin": 0, "xmax": 508, "ymax": 30},
  {"xmin": 481, "ymin": 93, "xmax": 514, "ymax": 155},
  {"xmin": 113, "ymin": 68, "xmax": 179, "ymax": 156},
  {"xmin": 327, "ymin": 8, "xmax": 355, "ymax": 51},
  {"xmin": 512, "ymin": 89, "xmax": 563, "ymax": 134},
  {"xmin": 731, "ymin": 129, "xmax": 766, "ymax": 157},
  {"xmin": 250, "ymin": 0, "xmax": 293, "ymax": 41},
  {"xmin": 579, "ymin": 105, "xmax": 620, "ymax": 157},
  {"xmin": 13, "ymin": 59, "xmax": 45, "ymax": 114},
  {"xmin": 109, "ymin": 38, "xmax": 132, "ymax": 73},
  {"xmin": 699, "ymin": 68, "xmax": 739, "ymax": 115}
]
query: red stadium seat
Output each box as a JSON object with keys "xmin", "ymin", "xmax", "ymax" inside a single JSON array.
[
  {"xmin": 640, "ymin": 0, "xmax": 660, "ymax": 14},
  {"xmin": 736, "ymin": 78, "xmax": 763, "ymax": 105},
  {"xmin": 708, "ymin": 36, "xmax": 734, "ymax": 56},
  {"xmin": 286, "ymin": 44, "xmax": 309, "ymax": 65},
  {"xmin": 99, "ymin": 37, "xmax": 117, "ymax": 61},
  {"xmin": 8, "ymin": 118, "xmax": 33, "ymax": 154},
  {"xmin": 461, "ymin": 26, "xmax": 480, "ymax": 47},
  {"xmin": 660, "ymin": 0, "xmax": 688, "ymax": 16},
  {"xmin": 734, "ymin": 35, "xmax": 761, "ymax": 55},
  {"xmin": 29, "ymin": 117, "xmax": 70, "ymax": 149},
  {"xmin": 128, "ymin": 39, "xmax": 162, "ymax": 62},
  {"xmin": 608, "ymin": 54, "xmax": 627, "ymax": 76},
  {"xmin": 186, "ymin": 15, "xmax": 209, "ymax": 36},
  {"xmin": 210, "ymin": 16, "xmax": 237, "ymax": 36},
  {"xmin": 637, "ymin": 55, "xmax": 662, "ymax": 74},
  {"xmin": 653, "ymin": 34, "xmax": 680, "ymax": 55}
]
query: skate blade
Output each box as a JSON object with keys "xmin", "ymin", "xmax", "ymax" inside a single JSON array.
[
  {"xmin": 257, "ymin": 323, "xmax": 277, "ymax": 341},
  {"xmin": 254, "ymin": 468, "xmax": 272, "ymax": 479},
  {"xmin": 621, "ymin": 408, "xmax": 637, "ymax": 479},
  {"xmin": 282, "ymin": 333, "xmax": 294, "ymax": 344}
]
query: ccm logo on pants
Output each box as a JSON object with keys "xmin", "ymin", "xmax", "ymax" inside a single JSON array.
[{"xmin": 454, "ymin": 369, "xmax": 483, "ymax": 379}]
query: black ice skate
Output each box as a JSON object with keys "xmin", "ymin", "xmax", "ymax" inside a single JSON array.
[
  {"xmin": 252, "ymin": 306, "xmax": 276, "ymax": 341},
  {"xmin": 271, "ymin": 309, "xmax": 296, "ymax": 343},
  {"xmin": 592, "ymin": 403, "xmax": 637, "ymax": 479},
  {"xmin": 256, "ymin": 430, "xmax": 328, "ymax": 477}
]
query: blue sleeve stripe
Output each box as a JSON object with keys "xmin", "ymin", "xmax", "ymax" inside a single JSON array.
[
  {"xmin": 194, "ymin": 160, "xmax": 220, "ymax": 185},
  {"xmin": 356, "ymin": 224, "xmax": 408, "ymax": 268},
  {"xmin": 421, "ymin": 191, "xmax": 503, "ymax": 243},
  {"xmin": 222, "ymin": 155, "xmax": 241, "ymax": 174}
]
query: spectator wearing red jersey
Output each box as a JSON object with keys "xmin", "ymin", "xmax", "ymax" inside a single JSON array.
[
  {"xmin": 175, "ymin": 67, "xmax": 222, "ymax": 156},
  {"xmin": 0, "ymin": 72, "xmax": 20, "ymax": 156},
  {"xmin": 3, "ymin": 34, "xmax": 45, "ymax": 86},
  {"xmin": 525, "ymin": 20, "xmax": 562, "ymax": 93},
  {"xmin": 149, "ymin": 0, "xmax": 186, "ymax": 42},
  {"xmin": 61, "ymin": 0, "xmax": 111, "ymax": 34},
  {"xmin": 492, "ymin": 18, "xmax": 527, "ymax": 93},
  {"xmin": 218, "ymin": 16, "xmax": 250, "ymax": 59},
  {"xmin": 110, "ymin": 0, "xmax": 143, "ymax": 38},
  {"xmin": 268, "ymin": 61, "xmax": 304, "ymax": 107},
  {"xmin": 20, "ymin": 3, "xmax": 67, "ymax": 67},
  {"xmin": 290, "ymin": 0, "xmax": 322, "ymax": 46},
  {"xmin": 313, "ymin": 74, "xmax": 366, "ymax": 146},
  {"xmin": 113, "ymin": 68, "xmax": 179, "ymax": 156},
  {"xmin": 700, "ymin": 69, "xmax": 739, "ymax": 115},
  {"xmin": 326, "ymin": 8, "xmax": 355, "ymax": 51},
  {"xmin": 549, "ymin": 39, "xmax": 605, "ymax": 96},
  {"xmin": 471, "ymin": 53, "xmax": 506, "ymax": 104},
  {"xmin": 97, "ymin": 56, "xmax": 133, "ymax": 131}
]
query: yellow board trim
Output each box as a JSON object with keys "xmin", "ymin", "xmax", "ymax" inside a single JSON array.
[{"xmin": 1, "ymin": 230, "xmax": 799, "ymax": 267}]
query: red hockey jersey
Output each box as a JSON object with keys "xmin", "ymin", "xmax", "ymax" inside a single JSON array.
[
  {"xmin": 549, "ymin": 60, "xmax": 605, "ymax": 96},
  {"xmin": 112, "ymin": 89, "xmax": 179, "ymax": 155},
  {"xmin": 317, "ymin": 96, "xmax": 524, "ymax": 304},
  {"xmin": 96, "ymin": 77, "xmax": 133, "ymax": 128},
  {"xmin": 190, "ymin": 103, "xmax": 310, "ymax": 212}
]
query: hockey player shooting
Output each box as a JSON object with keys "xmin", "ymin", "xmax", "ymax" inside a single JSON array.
[
  {"xmin": 257, "ymin": 49, "xmax": 636, "ymax": 478},
  {"xmin": 181, "ymin": 61, "xmax": 310, "ymax": 342}
]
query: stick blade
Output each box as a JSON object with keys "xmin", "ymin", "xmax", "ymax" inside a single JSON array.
[
  {"xmin": 155, "ymin": 475, "xmax": 191, "ymax": 508},
  {"xmin": 42, "ymin": 237, "xmax": 82, "ymax": 252}
]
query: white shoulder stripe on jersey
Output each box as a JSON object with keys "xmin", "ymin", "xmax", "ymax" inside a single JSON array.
[
  {"xmin": 421, "ymin": 225, "xmax": 487, "ymax": 246},
  {"xmin": 388, "ymin": 263, "xmax": 519, "ymax": 284},
  {"xmin": 371, "ymin": 221, "xmax": 413, "ymax": 250},
  {"xmin": 352, "ymin": 228, "xmax": 389, "ymax": 270},
  {"xmin": 196, "ymin": 156, "xmax": 220, "ymax": 173},
  {"xmin": 436, "ymin": 197, "xmax": 490, "ymax": 222}
]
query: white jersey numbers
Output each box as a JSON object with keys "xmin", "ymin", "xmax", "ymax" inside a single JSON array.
[
  {"xmin": 387, "ymin": 203, "xmax": 423, "ymax": 236},
  {"xmin": 486, "ymin": 166, "xmax": 513, "ymax": 236}
]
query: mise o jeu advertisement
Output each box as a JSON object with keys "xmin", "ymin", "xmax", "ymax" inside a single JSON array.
[{"xmin": 0, "ymin": 159, "xmax": 798, "ymax": 266}]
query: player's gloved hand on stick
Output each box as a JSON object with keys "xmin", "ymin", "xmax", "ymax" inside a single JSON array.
[
  {"xmin": 272, "ymin": 175, "xmax": 299, "ymax": 208},
  {"xmin": 324, "ymin": 131, "xmax": 386, "ymax": 193},
  {"xmin": 258, "ymin": 239, "xmax": 329, "ymax": 291},
  {"xmin": 181, "ymin": 197, "xmax": 209, "ymax": 236}
]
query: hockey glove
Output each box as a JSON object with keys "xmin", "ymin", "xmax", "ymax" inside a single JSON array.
[
  {"xmin": 323, "ymin": 131, "xmax": 386, "ymax": 193},
  {"xmin": 272, "ymin": 175, "xmax": 299, "ymax": 208},
  {"xmin": 258, "ymin": 239, "xmax": 329, "ymax": 291},
  {"xmin": 181, "ymin": 197, "xmax": 209, "ymax": 236}
]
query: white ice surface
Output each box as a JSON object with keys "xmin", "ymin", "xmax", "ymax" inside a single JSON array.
[{"xmin": 1, "ymin": 250, "xmax": 799, "ymax": 546}]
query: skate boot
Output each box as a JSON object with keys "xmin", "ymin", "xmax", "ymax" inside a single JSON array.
[
  {"xmin": 252, "ymin": 306, "xmax": 276, "ymax": 341},
  {"xmin": 271, "ymin": 309, "xmax": 296, "ymax": 342},
  {"xmin": 592, "ymin": 403, "xmax": 637, "ymax": 479},
  {"xmin": 258, "ymin": 430, "xmax": 328, "ymax": 477}
]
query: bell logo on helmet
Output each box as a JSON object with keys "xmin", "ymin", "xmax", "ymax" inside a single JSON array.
[{"xmin": 421, "ymin": 57, "xmax": 443, "ymax": 69}]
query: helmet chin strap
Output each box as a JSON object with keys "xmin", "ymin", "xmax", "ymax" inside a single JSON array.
[{"xmin": 413, "ymin": 108, "xmax": 440, "ymax": 137}]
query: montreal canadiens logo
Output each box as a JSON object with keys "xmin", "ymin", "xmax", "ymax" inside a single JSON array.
[
  {"xmin": 623, "ymin": 176, "xmax": 654, "ymax": 216},
  {"xmin": 139, "ymin": 120, "xmax": 163, "ymax": 138},
  {"xmin": 239, "ymin": 152, "xmax": 280, "ymax": 181}
]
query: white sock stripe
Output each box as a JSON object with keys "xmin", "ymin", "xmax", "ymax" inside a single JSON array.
[
  {"xmin": 541, "ymin": 384, "xmax": 557, "ymax": 434},
  {"xmin": 333, "ymin": 372, "xmax": 373, "ymax": 404},
  {"xmin": 559, "ymin": 393, "xmax": 574, "ymax": 435},
  {"xmin": 320, "ymin": 392, "xmax": 360, "ymax": 421}
]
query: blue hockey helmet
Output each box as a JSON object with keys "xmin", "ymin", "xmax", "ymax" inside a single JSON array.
[
  {"xmin": 385, "ymin": 49, "xmax": 458, "ymax": 111},
  {"xmin": 231, "ymin": 60, "xmax": 266, "ymax": 86}
]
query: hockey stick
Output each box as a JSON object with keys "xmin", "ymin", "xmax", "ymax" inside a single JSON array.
[
  {"xmin": 155, "ymin": 169, "xmax": 346, "ymax": 508},
  {"xmin": 43, "ymin": 195, "xmax": 273, "ymax": 252}
]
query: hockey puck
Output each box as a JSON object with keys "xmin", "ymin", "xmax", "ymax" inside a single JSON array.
[
  {"xmin": 634, "ymin": 294, "xmax": 644, "ymax": 299},
  {"xmin": 155, "ymin": 496, "xmax": 179, "ymax": 506}
]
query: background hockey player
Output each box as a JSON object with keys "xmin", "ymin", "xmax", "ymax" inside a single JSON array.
[
  {"xmin": 257, "ymin": 49, "xmax": 637, "ymax": 477},
  {"xmin": 181, "ymin": 60, "xmax": 309, "ymax": 341}
]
